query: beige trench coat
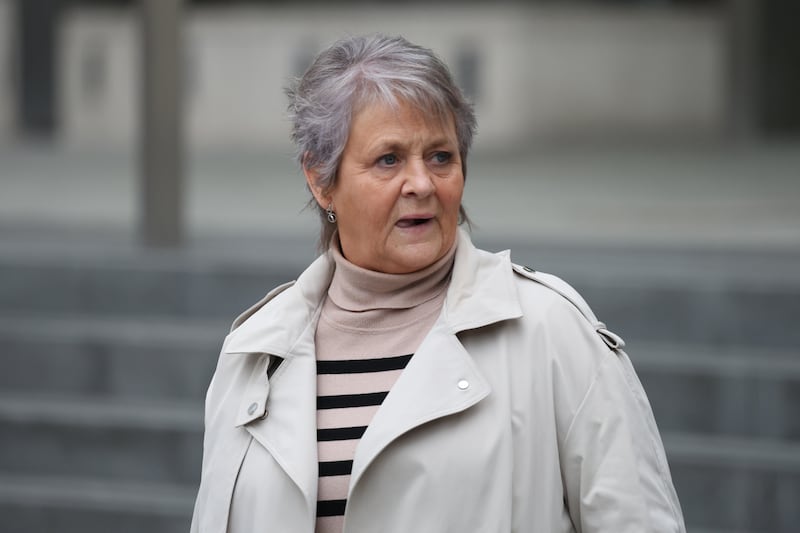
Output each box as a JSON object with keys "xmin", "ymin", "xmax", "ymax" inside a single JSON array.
[{"xmin": 191, "ymin": 229, "xmax": 685, "ymax": 533}]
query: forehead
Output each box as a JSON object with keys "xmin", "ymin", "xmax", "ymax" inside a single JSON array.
[{"xmin": 349, "ymin": 97, "xmax": 457, "ymax": 145}]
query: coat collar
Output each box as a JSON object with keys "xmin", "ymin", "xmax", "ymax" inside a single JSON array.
[
  {"xmin": 223, "ymin": 250, "xmax": 333, "ymax": 356},
  {"xmin": 223, "ymin": 229, "xmax": 522, "ymax": 357},
  {"xmin": 442, "ymin": 229, "xmax": 523, "ymax": 332}
]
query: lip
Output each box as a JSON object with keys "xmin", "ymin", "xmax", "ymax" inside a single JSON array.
[{"xmin": 395, "ymin": 214, "xmax": 435, "ymax": 228}]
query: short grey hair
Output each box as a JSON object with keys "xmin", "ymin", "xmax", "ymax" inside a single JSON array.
[{"xmin": 286, "ymin": 33, "xmax": 477, "ymax": 249}]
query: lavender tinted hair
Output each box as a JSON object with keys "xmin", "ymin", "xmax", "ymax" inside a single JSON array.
[{"xmin": 286, "ymin": 33, "xmax": 477, "ymax": 249}]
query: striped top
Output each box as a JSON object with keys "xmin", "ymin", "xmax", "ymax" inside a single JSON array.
[{"xmin": 314, "ymin": 238, "xmax": 456, "ymax": 533}]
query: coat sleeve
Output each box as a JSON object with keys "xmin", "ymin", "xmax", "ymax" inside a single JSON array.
[
  {"xmin": 559, "ymin": 335, "xmax": 686, "ymax": 532},
  {"xmin": 513, "ymin": 265, "xmax": 685, "ymax": 531}
]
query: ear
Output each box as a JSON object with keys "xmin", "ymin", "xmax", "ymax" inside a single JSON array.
[{"xmin": 302, "ymin": 156, "xmax": 331, "ymax": 209}]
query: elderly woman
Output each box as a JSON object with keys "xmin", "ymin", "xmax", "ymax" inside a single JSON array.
[{"xmin": 191, "ymin": 34, "xmax": 685, "ymax": 532}]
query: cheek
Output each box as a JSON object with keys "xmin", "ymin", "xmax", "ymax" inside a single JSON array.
[
  {"xmin": 343, "ymin": 186, "xmax": 399, "ymax": 229},
  {"xmin": 440, "ymin": 180, "xmax": 465, "ymax": 215}
]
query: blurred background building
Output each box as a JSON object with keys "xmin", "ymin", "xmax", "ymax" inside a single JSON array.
[{"xmin": 0, "ymin": 0, "xmax": 798, "ymax": 532}]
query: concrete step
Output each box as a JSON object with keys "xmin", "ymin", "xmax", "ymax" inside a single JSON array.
[
  {"xmin": 584, "ymin": 281, "xmax": 800, "ymax": 352},
  {"xmin": 632, "ymin": 341, "xmax": 800, "ymax": 442},
  {"xmin": 0, "ymin": 474, "xmax": 193, "ymax": 533},
  {"xmin": 0, "ymin": 232, "xmax": 310, "ymax": 319},
  {"xmin": 0, "ymin": 393, "xmax": 202, "ymax": 486},
  {"xmin": 666, "ymin": 432, "xmax": 800, "ymax": 532},
  {"xmin": 0, "ymin": 314, "xmax": 225, "ymax": 400}
]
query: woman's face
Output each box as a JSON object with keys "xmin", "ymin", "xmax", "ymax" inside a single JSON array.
[{"xmin": 308, "ymin": 99, "xmax": 464, "ymax": 274}]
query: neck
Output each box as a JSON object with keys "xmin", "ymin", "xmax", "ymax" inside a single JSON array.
[{"xmin": 326, "ymin": 236, "xmax": 457, "ymax": 313}]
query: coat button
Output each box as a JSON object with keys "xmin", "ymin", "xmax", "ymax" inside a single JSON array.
[
  {"xmin": 457, "ymin": 379, "xmax": 470, "ymax": 390},
  {"xmin": 247, "ymin": 402, "xmax": 259, "ymax": 415}
]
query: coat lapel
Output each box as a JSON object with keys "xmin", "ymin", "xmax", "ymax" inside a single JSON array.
[
  {"xmin": 240, "ymin": 339, "xmax": 319, "ymax": 514},
  {"xmin": 348, "ymin": 324, "xmax": 491, "ymax": 491},
  {"xmin": 221, "ymin": 253, "xmax": 334, "ymax": 517}
]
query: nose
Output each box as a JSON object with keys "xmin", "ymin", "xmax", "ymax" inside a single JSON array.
[{"xmin": 400, "ymin": 158, "xmax": 435, "ymax": 197}]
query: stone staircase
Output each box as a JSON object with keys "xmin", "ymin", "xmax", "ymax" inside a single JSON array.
[
  {"xmin": 0, "ymin": 232, "xmax": 306, "ymax": 532},
  {"xmin": 0, "ymin": 231, "xmax": 798, "ymax": 532}
]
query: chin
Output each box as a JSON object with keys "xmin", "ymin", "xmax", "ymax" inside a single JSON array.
[{"xmin": 388, "ymin": 247, "xmax": 444, "ymax": 274}]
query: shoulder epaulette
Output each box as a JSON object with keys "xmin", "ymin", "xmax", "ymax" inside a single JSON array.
[{"xmin": 511, "ymin": 263, "xmax": 625, "ymax": 352}]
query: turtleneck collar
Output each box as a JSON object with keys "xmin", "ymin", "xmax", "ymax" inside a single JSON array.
[{"xmin": 326, "ymin": 234, "xmax": 457, "ymax": 312}]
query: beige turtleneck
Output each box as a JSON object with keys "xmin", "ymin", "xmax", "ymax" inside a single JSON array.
[{"xmin": 314, "ymin": 237, "xmax": 457, "ymax": 533}]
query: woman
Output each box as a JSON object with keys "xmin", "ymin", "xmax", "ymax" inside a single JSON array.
[{"xmin": 191, "ymin": 34, "xmax": 685, "ymax": 532}]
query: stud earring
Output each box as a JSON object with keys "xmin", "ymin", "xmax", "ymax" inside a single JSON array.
[{"xmin": 326, "ymin": 203, "xmax": 337, "ymax": 224}]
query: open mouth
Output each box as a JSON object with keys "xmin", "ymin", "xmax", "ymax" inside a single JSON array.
[{"xmin": 396, "ymin": 217, "xmax": 432, "ymax": 228}]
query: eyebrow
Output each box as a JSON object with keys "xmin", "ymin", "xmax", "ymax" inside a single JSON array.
[{"xmin": 370, "ymin": 136, "xmax": 456, "ymax": 154}]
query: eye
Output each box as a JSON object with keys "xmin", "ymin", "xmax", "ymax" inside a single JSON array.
[
  {"xmin": 431, "ymin": 151, "xmax": 452, "ymax": 164},
  {"xmin": 378, "ymin": 153, "xmax": 398, "ymax": 166}
]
